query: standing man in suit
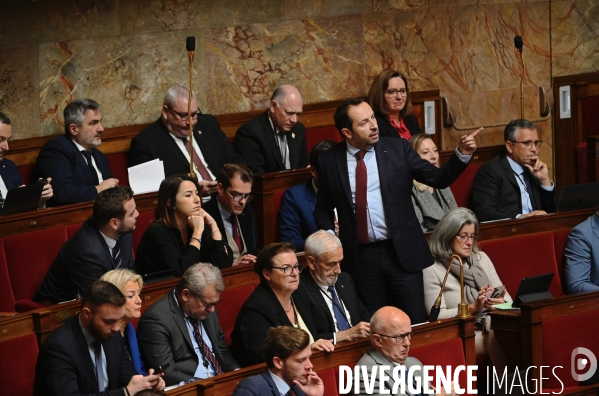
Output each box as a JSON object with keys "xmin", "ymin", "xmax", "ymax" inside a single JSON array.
[
  {"xmin": 314, "ymin": 98, "xmax": 479, "ymax": 323},
  {"xmin": 471, "ymin": 119, "xmax": 555, "ymax": 222},
  {"xmin": 564, "ymin": 212, "xmax": 599, "ymax": 294},
  {"xmin": 234, "ymin": 85, "xmax": 309, "ymax": 175},
  {"xmin": 203, "ymin": 163, "xmax": 258, "ymax": 267},
  {"xmin": 34, "ymin": 186, "xmax": 138, "ymax": 304},
  {"xmin": 36, "ymin": 99, "xmax": 118, "ymax": 206},
  {"xmin": 233, "ymin": 326, "xmax": 324, "ymax": 396},
  {"xmin": 34, "ymin": 281, "xmax": 165, "ymax": 396},
  {"xmin": 0, "ymin": 111, "xmax": 53, "ymax": 208},
  {"xmin": 279, "ymin": 140, "xmax": 335, "ymax": 251},
  {"xmin": 300, "ymin": 230, "xmax": 370, "ymax": 343},
  {"xmin": 137, "ymin": 263, "xmax": 240, "ymax": 386},
  {"xmin": 129, "ymin": 86, "xmax": 240, "ymax": 197}
]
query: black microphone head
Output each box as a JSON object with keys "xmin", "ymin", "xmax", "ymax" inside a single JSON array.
[
  {"xmin": 514, "ymin": 35, "xmax": 523, "ymax": 50},
  {"xmin": 429, "ymin": 305, "xmax": 440, "ymax": 322},
  {"xmin": 186, "ymin": 36, "xmax": 196, "ymax": 51}
]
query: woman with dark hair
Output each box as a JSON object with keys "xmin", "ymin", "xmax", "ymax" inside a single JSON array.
[
  {"xmin": 135, "ymin": 174, "xmax": 229, "ymax": 276},
  {"xmin": 367, "ymin": 70, "xmax": 421, "ymax": 139},
  {"xmin": 409, "ymin": 134, "xmax": 458, "ymax": 232}
]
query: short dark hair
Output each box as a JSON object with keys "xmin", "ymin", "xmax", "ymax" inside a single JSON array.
[
  {"xmin": 155, "ymin": 175, "xmax": 202, "ymax": 229},
  {"xmin": 81, "ymin": 281, "xmax": 126, "ymax": 309},
  {"xmin": 504, "ymin": 119, "xmax": 537, "ymax": 142},
  {"xmin": 64, "ymin": 99, "xmax": 101, "ymax": 137},
  {"xmin": 217, "ymin": 163, "xmax": 253, "ymax": 190},
  {"xmin": 254, "ymin": 242, "xmax": 296, "ymax": 283},
  {"xmin": 309, "ymin": 140, "xmax": 335, "ymax": 171},
  {"xmin": 0, "ymin": 111, "xmax": 11, "ymax": 125},
  {"xmin": 367, "ymin": 70, "xmax": 413, "ymax": 117},
  {"xmin": 334, "ymin": 97, "xmax": 367, "ymax": 134},
  {"xmin": 93, "ymin": 186, "xmax": 134, "ymax": 227},
  {"xmin": 264, "ymin": 326, "xmax": 310, "ymax": 368}
]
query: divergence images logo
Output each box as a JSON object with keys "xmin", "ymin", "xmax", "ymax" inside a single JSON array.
[{"xmin": 571, "ymin": 347, "xmax": 597, "ymax": 382}]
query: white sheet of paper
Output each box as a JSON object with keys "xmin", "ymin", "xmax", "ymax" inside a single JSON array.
[{"xmin": 128, "ymin": 159, "xmax": 165, "ymax": 195}]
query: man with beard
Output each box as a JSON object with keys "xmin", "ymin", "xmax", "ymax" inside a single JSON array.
[
  {"xmin": 34, "ymin": 281, "xmax": 165, "ymax": 395},
  {"xmin": 35, "ymin": 186, "xmax": 138, "ymax": 304},
  {"xmin": 300, "ymin": 230, "xmax": 371, "ymax": 343},
  {"xmin": 36, "ymin": 99, "xmax": 118, "ymax": 206},
  {"xmin": 232, "ymin": 327, "xmax": 324, "ymax": 396}
]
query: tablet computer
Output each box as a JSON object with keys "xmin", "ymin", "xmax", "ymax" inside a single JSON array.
[{"xmin": 1, "ymin": 183, "xmax": 44, "ymax": 216}]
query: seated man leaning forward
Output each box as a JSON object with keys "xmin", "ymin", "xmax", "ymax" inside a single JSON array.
[
  {"xmin": 470, "ymin": 119, "xmax": 555, "ymax": 222},
  {"xmin": 233, "ymin": 326, "xmax": 324, "ymax": 396},
  {"xmin": 33, "ymin": 281, "xmax": 165, "ymax": 396},
  {"xmin": 136, "ymin": 263, "xmax": 240, "ymax": 386},
  {"xmin": 564, "ymin": 210, "xmax": 599, "ymax": 294},
  {"xmin": 356, "ymin": 307, "xmax": 456, "ymax": 396}
]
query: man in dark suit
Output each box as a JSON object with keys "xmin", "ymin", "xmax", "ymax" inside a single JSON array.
[
  {"xmin": 36, "ymin": 99, "xmax": 118, "ymax": 206},
  {"xmin": 203, "ymin": 163, "xmax": 258, "ymax": 267},
  {"xmin": 314, "ymin": 98, "xmax": 479, "ymax": 323},
  {"xmin": 233, "ymin": 326, "xmax": 324, "ymax": 396},
  {"xmin": 301, "ymin": 231, "xmax": 371, "ymax": 343},
  {"xmin": 471, "ymin": 119, "xmax": 555, "ymax": 222},
  {"xmin": 34, "ymin": 186, "xmax": 138, "ymax": 304},
  {"xmin": 137, "ymin": 263, "xmax": 240, "ymax": 386},
  {"xmin": 129, "ymin": 86, "xmax": 240, "ymax": 197},
  {"xmin": 34, "ymin": 281, "xmax": 165, "ymax": 396},
  {"xmin": 279, "ymin": 140, "xmax": 335, "ymax": 251},
  {"xmin": 233, "ymin": 85, "xmax": 309, "ymax": 175}
]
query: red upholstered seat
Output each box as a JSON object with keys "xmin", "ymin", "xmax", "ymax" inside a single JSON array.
[
  {"xmin": 305, "ymin": 126, "xmax": 343, "ymax": 153},
  {"xmin": 272, "ymin": 189, "xmax": 285, "ymax": 243},
  {"xmin": 216, "ymin": 284, "xmax": 256, "ymax": 345},
  {"xmin": 106, "ymin": 152, "xmax": 130, "ymax": 187},
  {"xmin": 552, "ymin": 228, "xmax": 571, "ymax": 294},
  {"xmin": 318, "ymin": 367, "xmax": 340, "ymax": 396},
  {"xmin": 450, "ymin": 163, "xmax": 482, "ymax": 208},
  {"xmin": 18, "ymin": 164, "xmax": 36, "ymax": 185},
  {"xmin": 133, "ymin": 211, "xmax": 156, "ymax": 255},
  {"xmin": 411, "ymin": 338, "xmax": 469, "ymax": 393},
  {"xmin": 0, "ymin": 243, "xmax": 16, "ymax": 312},
  {"xmin": 4, "ymin": 227, "xmax": 69, "ymax": 312},
  {"xmin": 479, "ymin": 232, "xmax": 563, "ymax": 298},
  {"xmin": 0, "ymin": 332, "xmax": 39, "ymax": 396},
  {"xmin": 66, "ymin": 222, "xmax": 83, "ymax": 239}
]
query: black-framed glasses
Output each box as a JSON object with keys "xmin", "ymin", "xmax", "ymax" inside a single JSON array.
[
  {"xmin": 271, "ymin": 262, "xmax": 304, "ymax": 276},
  {"xmin": 375, "ymin": 332, "xmax": 412, "ymax": 343},
  {"xmin": 510, "ymin": 140, "xmax": 543, "ymax": 149},
  {"xmin": 456, "ymin": 233, "xmax": 478, "ymax": 242},
  {"xmin": 226, "ymin": 189, "xmax": 254, "ymax": 203},
  {"xmin": 167, "ymin": 105, "xmax": 199, "ymax": 121},
  {"xmin": 385, "ymin": 88, "xmax": 408, "ymax": 97},
  {"xmin": 194, "ymin": 294, "xmax": 221, "ymax": 311}
]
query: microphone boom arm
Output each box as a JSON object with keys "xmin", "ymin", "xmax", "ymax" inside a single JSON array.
[{"xmin": 429, "ymin": 254, "xmax": 469, "ymax": 321}]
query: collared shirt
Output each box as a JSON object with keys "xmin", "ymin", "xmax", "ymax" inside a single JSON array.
[
  {"xmin": 0, "ymin": 173, "xmax": 7, "ymax": 198},
  {"xmin": 99, "ymin": 231, "xmax": 119, "ymax": 259},
  {"xmin": 73, "ymin": 140, "xmax": 104, "ymax": 183},
  {"xmin": 217, "ymin": 199, "xmax": 234, "ymax": 238},
  {"xmin": 78, "ymin": 316, "xmax": 108, "ymax": 391},
  {"xmin": 268, "ymin": 368, "xmax": 291, "ymax": 396},
  {"xmin": 506, "ymin": 156, "xmax": 554, "ymax": 217},
  {"xmin": 173, "ymin": 290, "xmax": 216, "ymax": 378},
  {"xmin": 168, "ymin": 132, "xmax": 216, "ymax": 182},
  {"xmin": 268, "ymin": 116, "xmax": 290, "ymax": 170},
  {"xmin": 312, "ymin": 273, "xmax": 352, "ymax": 345}
]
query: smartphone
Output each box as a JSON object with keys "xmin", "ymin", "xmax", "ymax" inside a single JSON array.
[
  {"xmin": 483, "ymin": 288, "xmax": 495, "ymax": 301},
  {"xmin": 153, "ymin": 363, "xmax": 170, "ymax": 375},
  {"xmin": 491, "ymin": 285, "xmax": 506, "ymax": 299}
]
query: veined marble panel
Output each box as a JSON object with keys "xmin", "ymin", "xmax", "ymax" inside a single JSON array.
[
  {"xmin": 120, "ymin": 0, "xmax": 285, "ymax": 35},
  {"xmin": 39, "ymin": 31, "xmax": 206, "ymax": 136},
  {"xmin": 551, "ymin": 0, "xmax": 599, "ymax": 76},
  {"xmin": 284, "ymin": 0, "xmax": 371, "ymax": 19},
  {"xmin": 205, "ymin": 14, "xmax": 365, "ymax": 114},
  {"xmin": 0, "ymin": 0, "xmax": 119, "ymax": 50},
  {"xmin": 0, "ymin": 47, "xmax": 40, "ymax": 140}
]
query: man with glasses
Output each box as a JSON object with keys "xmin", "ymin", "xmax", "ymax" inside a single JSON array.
[
  {"xmin": 203, "ymin": 163, "xmax": 258, "ymax": 267},
  {"xmin": 471, "ymin": 119, "xmax": 555, "ymax": 221},
  {"xmin": 137, "ymin": 263, "xmax": 240, "ymax": 386},
  {"xmin": 130, "ymin": 86, "xmax": 241, "ymax": 196}
]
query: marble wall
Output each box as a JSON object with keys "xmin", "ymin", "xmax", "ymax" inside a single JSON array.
[{"xmin": 0, "ymin": 0, "xmax": 597, "ymax": 175}]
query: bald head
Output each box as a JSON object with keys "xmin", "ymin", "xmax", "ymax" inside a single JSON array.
[
  {"xmin": 370, "ymin": 307, "xmax": 412, "ymax": 364},
  {"xmin": 269, "ymin": 85, "xmax": 303, "ymax": 132}
]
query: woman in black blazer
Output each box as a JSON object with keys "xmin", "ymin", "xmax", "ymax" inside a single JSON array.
[
  {"xmin": 368, "ymin": 70, "xmax": 422, "ymax": 139},
  {"xmin": 229, "ymin": 242, "xmax": 334, "ymax": 366}
]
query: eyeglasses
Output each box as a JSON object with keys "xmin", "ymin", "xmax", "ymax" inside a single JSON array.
[
  {"xmin": 510, "ymin": 140, "xmax": 543, "ymax": 149},
  {"xmin": 456, "ymin": 233, "xmax": 479, "ymax": 242},
  {"xmin": 271, "ymin": 262, "xmax": 304, "ymax": 276},
  {"xmin": 194, "ymin": 294, "xmax": 221, "ymax": 311},
  {"xmin": 226, "ymin": 189, "xmax": 254, "ymax": 203},
  {"xmin": 167, "ymin": 106, "xmax": 199, "ymax": 121},
  {"xmin": 375, "ymin": 332, "xmax": 412, "ymax": 343},
  {"xmin": 385, "ymin": 88, "xmax": 408, "ymax": 97}
]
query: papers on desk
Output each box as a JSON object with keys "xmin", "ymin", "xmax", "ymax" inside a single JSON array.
[
  {"xmin": 128, "ymin": 159, "xmax": 165, "ymax": 195},
  {"xmin": 494, "ymin": 302, "xmax": 520, "ymax": 311}
]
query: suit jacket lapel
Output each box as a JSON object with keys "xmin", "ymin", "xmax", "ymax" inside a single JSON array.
[
  {"xmin": 168, "ymin": 290, "xmax": 195, "ymax": 351},
  {"xmin": 335, "ymin": 277, "xmax": 357, "ymax": 324},
  {"xmin": 369, "ymin": 350, "xmax": 398, "ymax": 394},
  {"xmin": 262, "ymin": 112, "xmax": 285, "ymax": 169},
  {"xmin": 286, "ymin": 130, "xmax": 296, "ymax": 169},
  {"xmin": 303, "ymin": 272, "xmax": 335, "ymax": 329},
  {"xmin": 500, "ymin": 156, "xmax": 523, "ymax": 210},
  {"xmin": 158, "ymin": 125, "xmax": 190, "ymax": 170},
  {"xmin": 71, "ymin": 317, "xmax": 100, "ymax": 392},
  {"xmin": 335, "ymin": 145, "xmax": 353, "ymax": 208},
  {"xmin": 592, "ymin": 214, "xmax": 599, "ymax": 242},
  {"xmin": 374, "ymin": 143, "xmax": 389, "ymax": 202}
]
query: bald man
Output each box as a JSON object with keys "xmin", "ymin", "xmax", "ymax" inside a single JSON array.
[{"xmin": 233, "ymin": 85, "xmax": 309, "ymax": 175}]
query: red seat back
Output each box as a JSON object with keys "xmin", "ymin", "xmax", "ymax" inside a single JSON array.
[
  {"xmin": 272, "ymin": 189, "xmax": 286, "ymax": 243},
  {"xmin": 318, "ymin": 367, "xmax": 340, "ymax": 396},
  {"xmin": 133, "ymin": 211, "xmax": 156, "ymax": 255},
  {"xmin": 0, "ymin": 242, "xmax": 16, "ymax": 312},
  {"xmin": 0, "ymin": 333, "xmax": 39, "ymax": 396},
  {"xmin": 305, "ymin": 126, "xmax": 343, "ymax": 154},
  {"xmin": 18, "ymin": 164, "xmax": 36, "ymax": 185},
  {"xmin": 552, "ymin": 228, "xmax": 571, "ymax": 294},
  {"xmin": 410, "ymin": 338, "xmax": 469, "ymax": 394},
  {"xmin": 450, "ymin": 163, "xmax": 482, "ymax": 208},
  {"xmin": 66, "ymin": 222, "xmax": 83, "ymax": 239},
  {"xmin": 216, "ymin": 284, "xmax": 256, "ymax": 345},
  {"xmin": 106, "ymin": 152, "xmax": 130, "ymax": 187}
]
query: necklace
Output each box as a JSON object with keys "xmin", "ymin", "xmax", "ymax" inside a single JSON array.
[{"xmin": 284, "ymin": 300, "xmax": 293, "ymax": 313}]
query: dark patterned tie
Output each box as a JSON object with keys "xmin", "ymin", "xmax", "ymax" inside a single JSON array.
[
  {"xmin": 230, "ymin": 215, "xmax": 243, "ymax": 253},
  {"xmin": 521, "ymin": 171, "xmax": 536, "ymax": 210},
  {"xmin": 181, "ymin": 138, "xmax": 213, "ymax": 181},
  {"xmin": 327, "ymin": 285, "xmax": 350, "ymax": 331},
  {"xmin": 112, "ymin": 239, "xmax": 122, "ymax": 269},
  {"xmin": 81, "ymin": 150, "xmax": 99, "ymax": 185},
  {"xmin": 93, "ymin": 340, "xmax": 107, "ymax": 392},
  {"xmin": 354, "ymin": 150, "xmax": 369, "ymax": 244},
  {"xmin": 187, "ymin": 317, "xmax": 223, "ymax": 375}
]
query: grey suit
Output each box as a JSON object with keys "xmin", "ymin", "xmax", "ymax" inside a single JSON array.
[
  {"xmin": 564, "ymin": 213, "xmax": 599, "ymax": 294},
  {"xmin": 136, "ymin": 289, "xmax": 240, "ymax": 386},
  {"xmin": 411, "ymin": 185, "xmax": 457, "ymax": 232},
  {"xmin": 356, "ymin": 350, "xmax": 428, "ymax": 396}
]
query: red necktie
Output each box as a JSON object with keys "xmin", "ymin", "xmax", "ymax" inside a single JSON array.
[
  {"xmin": 181, "ymin": 138, "xmax": 213, "ymax": 181},
  {"xmin": 230, "ymin": 215, "xmax": 244, "ymax": 253},
  {"xmin": 188, "ymin": 317, "xmax": 223, "ymax": 375},
  {"xmin": 355, "ymin": 150, "xmax": 369, "ymax": 244}
]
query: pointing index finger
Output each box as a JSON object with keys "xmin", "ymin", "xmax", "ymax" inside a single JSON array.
[{"xmin": 468, "ymin": 127, "xmax": 484, "ymax": 138}]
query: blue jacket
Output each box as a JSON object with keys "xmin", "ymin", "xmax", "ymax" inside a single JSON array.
[
  {"xmin": 124, "ymin": 322, "xmax": 147, "ymax": 375},
  {"xmin": 233, "ymin": 370, "xmax": 306, "ymax": 396},
  {"xmin": 278, "ymin": 178, "xmax": 317, "ymax": 251},
  {"xmin": 564, "ymin": 213, "xmax": 599, "ymax": 294},
  {"xmin": 0, "ymin": 158, "xmax": 23, "ymax": 190}
]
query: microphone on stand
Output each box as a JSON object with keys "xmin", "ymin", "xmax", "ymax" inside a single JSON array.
[
  {"xmin": 186, "ymin": 36, "xmax": 197, "ymax": 179},
  {"xmin": 514, "ymin": 35, "xmax": 524, "ymax": 119},
  {"xmin": 429, "ymin": 254, "xmax": 469, "ymax": 321}
]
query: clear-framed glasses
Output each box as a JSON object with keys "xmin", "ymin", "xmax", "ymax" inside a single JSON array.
[
  {"xmin": 226, "ymin": 189, "xmax": 254, "ymax": 203},
  {"xmin": 271, "ymin": 262, "xmax": 304, "ymax": 276},
  {"xmin": 375, "ymin": 332, "xmax": 412, "ymax": 343},
  {"xmin": 510, "ymin": 140, "xmax": 543, "ymax": 149},
  {"xmin": 194, "ymin": 294, "xmax": 221, "ymax": 312},
  {"xmin": 385, "ymin": 88, "xmax": 408, "ymax": 97},
  {"xmin": 456, "ymin": 233, "xmax": 479, "ymax": 242},
  {"xmin": 167, "ymin": 105, "xmax": 199, "ymax": 121}
]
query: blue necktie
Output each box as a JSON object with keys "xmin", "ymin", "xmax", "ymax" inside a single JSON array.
[
  {"xmin": 327, "ymin": 285, "xmax": 350, "ymax": 331},
  {"xmin": 404, "ymin": 367, "xmax": 422, "ymax": 396},
  {"xmin": 112, "ymin": 240, "xmax": 122, "ymax": 269}
]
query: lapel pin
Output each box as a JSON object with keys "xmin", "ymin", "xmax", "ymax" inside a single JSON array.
[{"xmin": 292, "ymin": 133, "xmax": 295, "ymax": 139}]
